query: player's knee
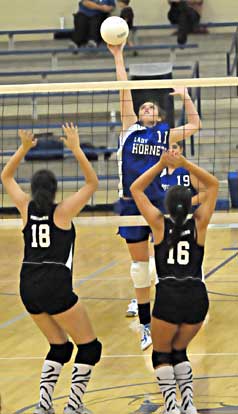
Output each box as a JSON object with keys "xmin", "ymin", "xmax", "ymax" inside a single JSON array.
[
  {"xmin": 130, "ymin": 261, "xmax": 151, "ymax": 288},
  {"xmin": 46, "ymin": 341, "xmax": 74, "ymax": 365},
  {"xmin": 149, "ymin": 256, "xmax": 157, "ymax": 281},
  {"xmin": 172, "ymin": 348, "xmax": 189, "ymax": 366},
  {"xmin": 152, "ymin": 350, "xmax": 173, "ymax": 368},
  {"xmin": 75, "ymin": 339, "xmax": 102, "ymax": 366}
]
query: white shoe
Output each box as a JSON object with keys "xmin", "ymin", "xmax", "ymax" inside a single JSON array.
[
  {"xmin": 164, "ymin": 408, "xmax": 180, "ymax": 414},
  {"xmin": 126, "ymin": 299, "xmax": 138, "ymax": 317},
  {"xmin": 140, "ymin": 324, "xmax": 152, "ymax": 351},
  {"xmin": 33, "ymin": 404, "xmax": 55, "ymax": 414},
  {"xmin": 64, "ymin": 404, "xmax": 92, "ymax": 414},
  {"xmin": 87, "ymin": 40, "xmax": 97, "ymax": 48}
]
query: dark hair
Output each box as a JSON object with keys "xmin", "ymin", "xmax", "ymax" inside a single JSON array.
[
  {"xmin": 165, "ymin": 185, "xmax": 192, "ymax": 248},
  {"xmin": 31, "ymin": 169, "xmax": 57, "ymax": 214}
]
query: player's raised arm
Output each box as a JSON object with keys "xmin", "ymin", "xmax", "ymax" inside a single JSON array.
[
  {"xmin": 107, "ymin": 43, "xmax": 137, "ymax": 131},
  {"xmin": 55, "ymin": 123, "xmax": 98, "ymax": 226},
  {"xmin": 169, "ymin": 87, "xmax": 202, "ymax": 143},
  {"xmin": 1, "ymin": 129, "xmax": 37, "ymax": 218}
]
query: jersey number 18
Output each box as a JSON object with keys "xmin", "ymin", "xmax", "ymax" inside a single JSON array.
[
  {"xmin": 31, "ymin": 224, "xmax": 51, "ymax": 248},
  {"xmin": 167, "ymin": 241, "xmax": 190, "ymax": 265}
]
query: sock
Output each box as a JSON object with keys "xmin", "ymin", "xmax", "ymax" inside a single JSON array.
[
  {"xmin": 174, "ymin": 361, "xmax": 195, "ymax": 412},
  {"xmin": 155, "ymin": 365, "xmax": 177, "ymax": 413},
  {"xmin": 138, "ymin": 302, "xmax": 151, "ymax": 326},
  {"xmin": 67, "ymin": 363, "xmax": 93, "ymax": 409},
  {"xmin": 39, "ymin": 360, "xmax": 62, "ymax": 409}
]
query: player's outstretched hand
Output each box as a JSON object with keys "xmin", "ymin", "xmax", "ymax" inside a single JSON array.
[
  {"xmin": 18, "ymin": 129, "xmax": 37, "ymax": 152},
  {"xmin": 160, "ymin": 150, "xmax": 186, "ymax": 168},
  {"xmin": 61, "ymin": 122, "xmax": 80, "ymax": 152},
  {"xmin": 166, "ymin": 150, "xmax": 186, "ymax": 167},
  {"xmin": 107, "ymin": 42, "xmax": 126, "ymax": 56}
]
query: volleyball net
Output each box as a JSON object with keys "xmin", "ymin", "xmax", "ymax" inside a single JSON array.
[{"xmin": 0, "ymin": 77, "xmax": 238, "ymax": 223}]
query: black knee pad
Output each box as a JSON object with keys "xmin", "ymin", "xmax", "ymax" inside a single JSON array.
[
  {"xmin": 152, "ymin": 350, "xmax": 172, "ymax": 368},
  {"xmin": 172, "ymin": 348, "xmax": 189, "ymax": 366},
  {"xmin": 75, "ymin": 339, "xmax": 102, "ymax": 366},
  {"xmin": 46, "ymin": 341, "xmax": 74, "ymax": 365}
]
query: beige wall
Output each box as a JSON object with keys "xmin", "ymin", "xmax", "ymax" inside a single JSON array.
[{"xmin": 0, "ymin": 0, "xmax": 237, "ymax": 29}]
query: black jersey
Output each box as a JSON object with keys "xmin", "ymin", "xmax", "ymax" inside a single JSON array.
[
  {"xmin": 154, "ymin": 217, "xmax": 204, "ymax": 281},
  {"xmin": 22, "ymin": 201, "xmax": 75, "ymax": 269}
]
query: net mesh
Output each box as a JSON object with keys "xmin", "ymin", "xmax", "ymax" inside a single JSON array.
[{"xmin": 0, "ymin": 78, "xmax": 238, "ymax": 216}]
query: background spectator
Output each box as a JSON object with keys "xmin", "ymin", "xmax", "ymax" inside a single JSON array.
[
  {"xmin": 117, "ymin": 0, "xmax": 135, "ymax": 47},
  {"xmin": 168, "ymin": 0, "xmax": 204, "ymax": 45},
  {"xmin": 72, "ymin": 0, "xmax": 116, "ymax": 48}
]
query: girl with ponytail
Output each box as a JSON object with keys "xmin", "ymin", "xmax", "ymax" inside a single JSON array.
[
  {"xmin": 131, "ymin": 151, "xmax": 218, "ymax": 414},
  {"xmin": 1, "ymin": 126, "xmax": 101, "ymax": 414}
]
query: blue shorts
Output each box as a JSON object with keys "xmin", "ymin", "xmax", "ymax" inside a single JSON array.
[{"xmin": 116, "ymin": 198, "xmax": 163, "ymax": 243}]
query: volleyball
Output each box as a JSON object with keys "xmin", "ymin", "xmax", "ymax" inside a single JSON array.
[{"xmin": 100, "ymin": 16, "xmax": 129, "ymax": 45}]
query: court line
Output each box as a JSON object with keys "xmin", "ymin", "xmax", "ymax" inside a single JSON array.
[
  {"xmin": 0, "ymin": 311, "xmax": 27, "ymax": 329},
  {"xmin": 222, "ymin": 248, "xmax": 238, "ymax": 250},
  {"xmin": 205, "ymin": 252, "xmax": 238, "ymax": 279}
]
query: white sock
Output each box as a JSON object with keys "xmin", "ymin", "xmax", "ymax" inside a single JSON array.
[
  {"xmin": 155, "ymin": 365, "xmax": 177, "ymax": 412},
  {"xmin": 174, "ymin": 361, "xmax": 195, "ymax": 411},
  {"xmin": 39, "ymin": 360, "xmax": 62, "ymax": 409},
  {"xmin": 67, "ymin": 363, "xmax": 93, "ymax": 409}
]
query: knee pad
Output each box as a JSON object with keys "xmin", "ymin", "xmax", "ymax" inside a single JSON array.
[
  {"xmin": 172, "ymin": 348, "xmax": 189, "ymax": 366},
  {"xmin": 152, "ymin": 350, "xmax": 172, "ymax": 368},
  {"xmin": 47, "ymin": 341, "xmax": 74, "ymax": 365},
  {"xmin": 149, "ymin": 256, "xmax": 157, "ymax": 282},
  {"xmin": 75, "ymin": 339, "xmax": 102, "ymax": 366},
  {"xmin": 130, "ymin": 261, "xmax": 151, "ymax": 288}
]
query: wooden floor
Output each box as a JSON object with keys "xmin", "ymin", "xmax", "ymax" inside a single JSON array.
[{"xmin": 0, "ymin": 221, "xmax": 238, "ymax": 414}]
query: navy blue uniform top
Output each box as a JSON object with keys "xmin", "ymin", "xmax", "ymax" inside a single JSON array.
[
  {"xmin": 158, "ymin": 167, "xmax": 197, "ymax": 211},
  {"xmin": 22, "ymin": 201, "xmax": 75, "ymax": 271},
  {"xmin": 117, "ymin": 121, "xmax": 170, "ymax": 199},
  {"xmin": 154, "ymin": 217, "xmax": 204, "ymax": 282},
  {"xmin": 79, "ymin": 0, "xmax": 115, "ymax": 17}
]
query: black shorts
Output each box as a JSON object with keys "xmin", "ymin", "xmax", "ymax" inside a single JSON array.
[
  {"xmin": 152, "ymin": 278, "xmax": 209, "ymax": 325},
  {"xmin": 20, "ymin": 263, "xmax": 78, "ymax": 315}
]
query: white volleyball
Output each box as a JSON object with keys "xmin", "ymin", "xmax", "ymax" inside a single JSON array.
[{"xmin": 100, "ymin": 16, "xmax": 129, "ymax": 45}]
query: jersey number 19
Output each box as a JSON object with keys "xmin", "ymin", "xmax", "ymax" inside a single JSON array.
[
  {"xmin": 167, "ymin": 241, "xmax": 190, "ymax": 265},
  {"xmin": 31, "ymin": 224, "xmax": 51, "ymax": 248}
]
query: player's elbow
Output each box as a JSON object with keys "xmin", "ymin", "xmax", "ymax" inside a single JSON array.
[
  {"xmin": 130, "ymin": 183, "xmax": 135, "ymax": 194},
  {"xmin": 1, "ymin": 168, "xmax": 8, "ymax": 184},
  {"xmin": 91, "ymin": 177, "xmax": 99, "ymax": 192},
  {"xmin": 192, "ymin": 118, "xmax": 202, "ymax": 133},
  {"xmin": 213, "ymin": 176, "xmax": 219, "ymax": 190}
]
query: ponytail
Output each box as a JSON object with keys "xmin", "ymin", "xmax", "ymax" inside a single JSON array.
[
  {"xmin": 165, "ymin": 186, "xmax": 192, "ymax": 248},
  {"xmin": 31, "ymin": 169, "xmax": 57, "ymax": 214}
]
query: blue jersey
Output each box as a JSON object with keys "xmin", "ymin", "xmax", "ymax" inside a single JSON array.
[
  {"xmin": 79, "ymin": 0, "xmax": 115, "ymax": 17},
  {"xmin": 158, "ymin": 167, "xmax": 197, "ymax": 211},
  {"xmin": 117, "ymin": 121, "xmax": 170, "ymax": 199}
]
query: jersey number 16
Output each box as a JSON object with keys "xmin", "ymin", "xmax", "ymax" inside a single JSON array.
[
  {"xmin": 31, "ymin": 224, "xmax": 51, "ymax": 248},
  {"xmin": 167, "ymin": 241, "xmax": 190, "ymax": 265}
]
